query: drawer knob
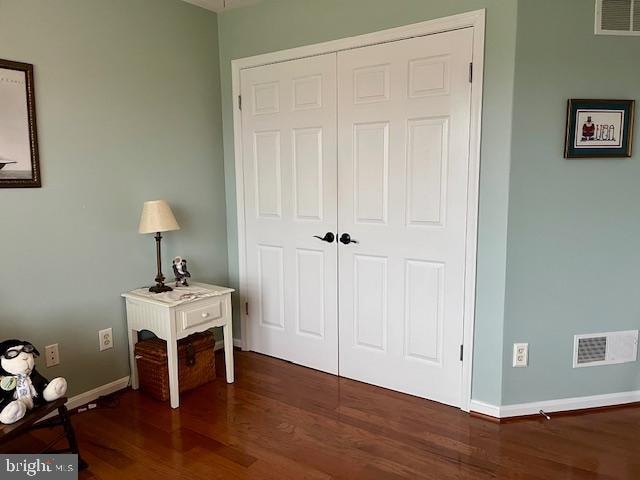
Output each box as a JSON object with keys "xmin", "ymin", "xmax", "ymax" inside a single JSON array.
[{"xmin": 201, "ymin": 312, "xmax": 210, "ymax": 318}]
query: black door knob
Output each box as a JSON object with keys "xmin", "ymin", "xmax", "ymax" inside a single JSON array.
[
  {"xmin": 313, "ymin": 232, "xmax": 335, "ymax": 243},
  {"xmin": 339, "ymin": 233, "xmax": 358, "ymax": 245}
]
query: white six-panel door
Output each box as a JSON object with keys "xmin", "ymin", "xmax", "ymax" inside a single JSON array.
[
  {"xmin": 241, "ymin": 27, "xmax": 474, "ymax": 406},
  {"xmin": 337, "ymin": 29, "xmax": 473, "ymax": 407},
  {"xmin": 241, "ymin": 54, "xmax": 339, "ymax": 374}
]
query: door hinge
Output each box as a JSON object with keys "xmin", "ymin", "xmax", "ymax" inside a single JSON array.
[
  {"xmin": 468, "ymin": 62, "xmax": 473, "ymax": 83},
  {"xmin": 238, "ymin": 95, "xmax": 242, "ymax": 110},
  {"xmin": 460, "ymin": 344, "xmax": 464, "ymax": 361},
  {"xmin": 245, "ymin": 302, "xmax": 249, "ymax": 316}
]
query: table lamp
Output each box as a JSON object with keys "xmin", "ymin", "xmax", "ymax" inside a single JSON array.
[{"xmin": 138, "ymin": 200, "xmax": 180, "ymax": 293}]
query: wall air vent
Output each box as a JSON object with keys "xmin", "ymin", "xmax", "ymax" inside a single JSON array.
[
  {"xmin": 573, "ymin": 330, "xmax": 638, "ymax": 367},
  {"xmin": 595, "ymin": 0, "xmax": 640, "ymax": 35}
]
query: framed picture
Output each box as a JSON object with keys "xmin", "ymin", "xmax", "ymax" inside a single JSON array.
[
  {"xmin": 0, "ymin": 58, "xmax": 40, "ymax": 187},
  {"xmin": 564, "ymin": 99, "xmax": 635, "ymax": 158}
]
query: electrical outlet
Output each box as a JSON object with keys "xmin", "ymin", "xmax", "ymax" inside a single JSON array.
[
  {"xmin": 45, "ymin": 344, "xmax": 60, "ymax": 367},
  {"xmin": 513, "ymin": 342, "xmax": 528, "ymax": 367},
  {"xmin": 99, "ymin": 328, "xmax": 113, "ymax": 352}
]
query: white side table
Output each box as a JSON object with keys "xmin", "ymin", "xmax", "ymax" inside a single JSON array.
[{"xmin": 122, "ymin": 282, "xmax": 235, "ymax": 408}]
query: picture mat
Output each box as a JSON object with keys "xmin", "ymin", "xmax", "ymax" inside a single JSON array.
[{"xmin": 573, "ymin": 109, "xmax": 624, "ymax": 149}]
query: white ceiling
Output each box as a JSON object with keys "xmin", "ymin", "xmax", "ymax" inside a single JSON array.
[{"xmin": 182, "ymin": 0, "xmax": 262, "ymax": 12}]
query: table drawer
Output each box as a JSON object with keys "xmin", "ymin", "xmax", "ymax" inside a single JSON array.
[{"xmin": 177, "ymin": 298, "xmax": 225, "ymax": 333}]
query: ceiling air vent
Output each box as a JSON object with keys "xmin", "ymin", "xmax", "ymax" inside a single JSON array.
[
  {"xmin": 573, "ymin": 330, "xmax": 638, "ymax": 367},
  {"xmin": 595, "ymin": 0, "xmax": 640, "ymax": 35}
]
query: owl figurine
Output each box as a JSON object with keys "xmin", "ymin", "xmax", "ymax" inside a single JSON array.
[{"xmin": 172, "ymin": 256, "xmax": 191, "ymax": 287}]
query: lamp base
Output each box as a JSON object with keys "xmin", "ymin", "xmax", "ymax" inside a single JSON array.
[
  {"xmin": 149, "ymin": 283, "xmax": 173, "ymax": 294},
  {"xmin": 148, "ymin": 231, "xmax": 173, "ymax": 294}
]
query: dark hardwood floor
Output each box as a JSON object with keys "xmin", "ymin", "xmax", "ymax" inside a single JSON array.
[{"xmin": 8, "ymin": 350, "xmax": 640, "ymax": 479}]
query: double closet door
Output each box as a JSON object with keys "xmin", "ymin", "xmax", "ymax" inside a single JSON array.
[{"xmin": 241, "ymin": 28, "xmax": 473, "ymax": 407}]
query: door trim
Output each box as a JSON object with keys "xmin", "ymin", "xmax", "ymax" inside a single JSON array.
[{"xmin": 231, "ymin": 9, "xmax": 486, "ymax": 412}]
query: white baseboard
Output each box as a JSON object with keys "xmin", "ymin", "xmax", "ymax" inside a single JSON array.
[
  {"xmin": 471, "ymin": 389, "xmax": 640, "ymax": 419},
  {"xmin": 469, "ymin": 400, "xmax": 501, "ymax": 418},
  {"xmin": 40, "ymin": 376, "xmax": 130, "ymax": 421},
  {"xmin": 65, "ymin": 376, "xmax": 131, "ymax": 411}
]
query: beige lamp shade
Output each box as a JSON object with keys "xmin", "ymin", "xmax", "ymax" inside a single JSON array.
[{"xmin": 138, "ymin": 200, "xmax": 180, "ymax": 234}]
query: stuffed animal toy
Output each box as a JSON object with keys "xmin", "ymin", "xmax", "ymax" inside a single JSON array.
[{"xmin": 0, "ymin": 340, "xmax": 67, "ymax": 424}]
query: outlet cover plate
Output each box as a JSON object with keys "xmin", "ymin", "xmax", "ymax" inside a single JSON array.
[
  {"xmin": 99, "ymin": 328, "xmax": 113, "ymax": 352},
  {"xmin": 45, "ymin": 344, "xmax": 60, "ymax": 367},
  {"xmin": 513, "ymin": 342, "xmax": 528, "ymax": 367}
]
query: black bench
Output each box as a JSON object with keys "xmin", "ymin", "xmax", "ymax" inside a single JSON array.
[{"xmin": 0, "ymin": 398, "xmax": 87, "ymax": 470}]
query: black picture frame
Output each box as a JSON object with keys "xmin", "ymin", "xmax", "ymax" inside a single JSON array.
[
  {"xmin": 0, "ymin": 58, "xmax": 41, "ymax": 188},
  {"xmin": 564, "ymin": 99, "xmax": 635, "ymax": 159}
]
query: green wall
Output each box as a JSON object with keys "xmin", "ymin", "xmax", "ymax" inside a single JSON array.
[
  {"xmin": 218, "ymin": 0, "xmax": 519, "ymax": 404},
  {"xmin": 503, "ymin": 0, "xmax": 640, "ymax": 404},
  {"xmin": 4, "ymin": 0, "xmax": 632, "ymax": 408},
  {"xmin": 0, "ymin": 0, "xmax": 227, "ymax": 396}
]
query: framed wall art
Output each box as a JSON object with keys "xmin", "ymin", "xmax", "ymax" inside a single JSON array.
[
  {"xmin": 564, "ymin": 99, "xmax": 635, "ymax": 159},
  {"xmin": 0, "ymin": 58, "xmax": 40, "ymax": 187}
]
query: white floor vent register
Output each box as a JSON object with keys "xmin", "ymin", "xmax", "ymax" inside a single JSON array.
[{"xmin": 573, "ymin": 330, "xmax": 638, "ymax": 368}]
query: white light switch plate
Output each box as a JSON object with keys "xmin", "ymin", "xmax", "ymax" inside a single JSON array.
[{"xmin": 513, "ymin": 342, "xmax": 528, "ymax": 367}]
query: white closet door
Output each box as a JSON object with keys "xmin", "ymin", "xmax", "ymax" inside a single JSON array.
[
  {"xmin": 337, "ymin": 29, "xmax": 474, "ymax": 406},
  {"xmin": 241, "ymin": 54, "xmax": 338, "ymax": 374}
]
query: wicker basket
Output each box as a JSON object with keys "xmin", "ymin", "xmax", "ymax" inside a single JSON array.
[{"xmin": 134, "ymin": 331, "xmax": 216, "ymax": 402}]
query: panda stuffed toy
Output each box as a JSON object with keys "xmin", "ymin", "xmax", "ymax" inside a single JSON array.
[{"xmin": 0, "ymin": 340, "xmax": 67, "ymax": 424}]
